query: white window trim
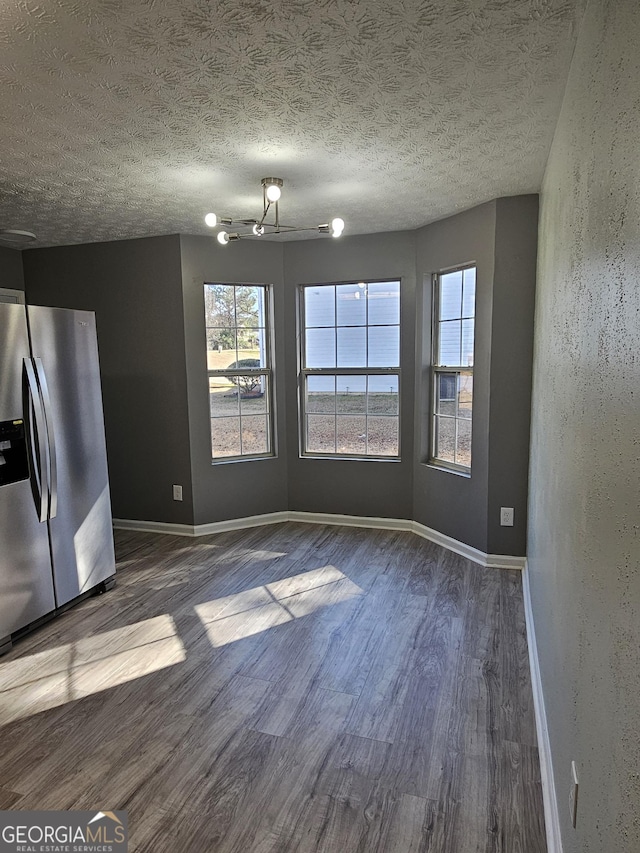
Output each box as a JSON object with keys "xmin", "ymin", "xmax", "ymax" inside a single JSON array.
[
  {"xmin": 205, "ymin": 283, "xmax": 275, "ymax": 463},
  {"xmin": 430, "ymin": 265, "xmax": 476, "ymax": 474},
  {"xmin": 299, "ymin": 280, "xmax": 401, "ymax": 461}
]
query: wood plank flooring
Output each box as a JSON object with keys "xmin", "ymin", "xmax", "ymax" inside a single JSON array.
[{"xmin": 0, "ymin": 522, "xmax": 546, "ymax": 852}]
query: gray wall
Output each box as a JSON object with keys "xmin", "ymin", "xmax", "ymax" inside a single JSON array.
[
  {"xmin": 179, "ymin": 235, "xmax": 288, "ymax": 526},
  {"xmin": 284, "ymin": 232, "xmax": 416, "ymax": 520},
  {"xmin": 0, "ymin": 245, "xmax": 25, "ymax": 291},
  {"xmin": 22, "ymin": 236, "xmax": 194, "ymax": 525},
  {"xmin": 20, "ymin": 201, "xmax": 537, "ymax": 554},
  {"xmin": 488, "ymin": 195, "xmax": 538, "ymax": 554},
  {"xmin": 413, "ymin": 202, "xmax": 496, "ymax": 553},
  {"xmin": 412, "ymin": 199, "xmax": 537, "ymax": 556},
  {"xmin": 528, "ymin": 1, "xmax": 640, "ymax": 851}
]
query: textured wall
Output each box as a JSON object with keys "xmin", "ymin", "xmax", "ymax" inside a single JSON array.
[{"xmin": 528, "ymin": 1, "xmax": 640, "ymax": 851}]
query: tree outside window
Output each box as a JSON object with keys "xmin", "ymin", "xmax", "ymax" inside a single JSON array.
[{"xmin": 205, "ymin": 283, "xmax": 274, "ymax": 460}]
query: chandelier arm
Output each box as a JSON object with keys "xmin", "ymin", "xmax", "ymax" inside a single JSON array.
[
  {"xmin": 259, "ymin": 222, "xmax": 317, "ymax": 232},
  {"xmin": 251, "ymin": 225, "xmax": 325, "ymax": 237},
  {"xmin": 258, "ymin": 200, "xmax": 271, "ymax": 230}
]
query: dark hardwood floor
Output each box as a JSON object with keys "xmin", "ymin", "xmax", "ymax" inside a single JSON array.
[{"xmin": 0, "ymin": 522, "xmax": 546, "ymax": 852}]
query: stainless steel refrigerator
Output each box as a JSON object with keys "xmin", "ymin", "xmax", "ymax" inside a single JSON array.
[{"xmin": 0, "ymin": 303, "xmax": 116, "ymax": 654}]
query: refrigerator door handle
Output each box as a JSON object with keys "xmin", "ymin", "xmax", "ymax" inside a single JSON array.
[
  {"xmin": 33, "ymin": 358, "xmax": 58, "ymax": 520},
  {"xmin": 23, "ymin": 358, "xmax": 49, "ymax": 523}
]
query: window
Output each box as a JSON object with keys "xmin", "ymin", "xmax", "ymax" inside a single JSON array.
[
  {"xmin": 431, "ymin": 265, "xmax": 476, "ymax": 471},
  {"xmin": 300, "ymin": 280, "xmax": 400, "ymax": 458},
  {"xmin": 204, "ymin": 283, "xmax": 273, "ymax": 461}
]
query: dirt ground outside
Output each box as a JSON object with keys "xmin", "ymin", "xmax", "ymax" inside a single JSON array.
[
  {"xmin": 434, "ymin": 400, "xmax": 472, "ymax": 467},
  {"xmin": 207, "ymin": 348, "xmax": 471, "ymax": 463}
]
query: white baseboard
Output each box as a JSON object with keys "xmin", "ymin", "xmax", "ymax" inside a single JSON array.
[
  {"xmin": 112, "ymin": 518, "xmax": 198, "ymax": 536},
  {"xmin": 112, "ymin": 511, "xmax": 289, "ymax": 538},
  {"xmin": 484, "ymin": 552, "xmax": 527, "ymax": 570},
  {"xmin": 522, "ymin": 559, "xmax": 562, "ymax": 853},
  {"xmin": 113, "ymin": 511, "xmax": 525, "ymax": 570},
  {"xmin": 409, "ymin": 520, "xmax": 525, "ymax": 570},
  {"xmin": 192, "ymin": 511, "xmax": 290, "ymax": 536},
  {"xmin": 287, "ymin": 510, "xmax": 410, "ymax": 533}
]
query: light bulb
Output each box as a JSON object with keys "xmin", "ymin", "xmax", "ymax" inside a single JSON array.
[
  {"xmin": 252, "ymin": 224, "xmax": 265, "ymax": 236},
  {"xmin": 217, "ymin": 231, "xmax": 230, "ymax": 245},
  {"xmin": 330, "ymin": 217, "xmax": 344, "ymax": 237},
  {"xmin": 204, "ymin": 212, "xmax": 217, "ymax": 228},
  {"xmin": 266, "ymin": 184, "xmax": 281, "ymax": 203}
]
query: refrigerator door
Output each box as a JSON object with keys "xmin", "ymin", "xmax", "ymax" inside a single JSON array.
[
  {"xmin": 0, "ymin": 304, "xmax": 56, "ymax": 643},
  {"xmin": 27, "ymin": 306, "xmax": 116, "ymax": 606}
]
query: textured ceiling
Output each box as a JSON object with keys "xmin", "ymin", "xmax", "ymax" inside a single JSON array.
[{"xmin": 0, "ymin": 0, "xmax": 586, "ymax": 248}]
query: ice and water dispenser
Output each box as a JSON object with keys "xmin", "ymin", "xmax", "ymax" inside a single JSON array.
[{"xmin": 0, "ymin": 420, "xmax": 29, "ymax": 487}]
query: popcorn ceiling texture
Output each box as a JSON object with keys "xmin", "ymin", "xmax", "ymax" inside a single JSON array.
[
  {"xmin": 0, "ymin": 0, "xmax": 585, "ymax": 247},
  {"xmin": 528, "ymin": 0, "xmax": 640, "ymax": 850}
]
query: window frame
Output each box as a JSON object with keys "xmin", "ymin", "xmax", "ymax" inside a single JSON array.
[
  {"xmin": 205, "ymin": 282, "xmax": 275, "ymax": 463},
  {"xmin": 430, "ymin": 264, "xmax": 476, "ymax": 474},
  {"xmin": 298, "ymin": 279, "xmax": 402, "ymax": 461}
]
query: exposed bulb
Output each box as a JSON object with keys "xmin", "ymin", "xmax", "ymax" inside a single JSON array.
[
  {"xmin": 265, "ymin": 184, "xmax": 281, "ymax": 203},
  {"xmin": 217, "ymin": 231, "xmax": 230, "ymax": 245},
  {"xmin": 252, "ymin": 223, "xmax": 265, "ymax": 236},
  {"xmin": 204, "ymin": 212, "xmax": 217, "ymax": 228},
  {"xmin": 330, "ymin": 217, "xmax": 345, "ymax": 238}
]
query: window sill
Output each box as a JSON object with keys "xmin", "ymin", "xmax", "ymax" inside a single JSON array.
[
  {"xmin": 424, "ymin": 460, "xmax": 471, "ymax": 478},
  {"xmin": 211, "ymin": 454, "xmax": 276, "ymax": 466},
  {"xmin": 300, "ymin": 454, "xmax": 401, "ymax": 463}
]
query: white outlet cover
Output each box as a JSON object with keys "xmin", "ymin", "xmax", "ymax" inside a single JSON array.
[{"xmin": 500, "ymin": 507, "xmax": 514, "ymax": 526}]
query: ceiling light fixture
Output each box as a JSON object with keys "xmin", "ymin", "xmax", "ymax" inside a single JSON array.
[
  {"xmin": 205, "ymin": 177, "xmax": 345, "ymax": 245},
  {"xmin": 0, "ymin": 229, "xmax": 37, "ymax": 246}
]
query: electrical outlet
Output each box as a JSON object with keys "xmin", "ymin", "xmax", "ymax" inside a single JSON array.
[
  {"xmin": 500, "ymin": 507, "xmax": 514, "ymax": 526},
  {"xmin": 569, "ymin": 761, "xmax": 579, "ymax": 828},
  {"xmin": 172, "ymin": 484, "xmax": 183, "ymax": 501}
]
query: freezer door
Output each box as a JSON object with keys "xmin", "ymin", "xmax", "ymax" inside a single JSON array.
[
  {"xmin": 0, "ymin": 304, "xmax": 56, "ymax": 640},
  {"xmin": 27, "ymin": 306, "xmax": 116, "ymax": 606}
]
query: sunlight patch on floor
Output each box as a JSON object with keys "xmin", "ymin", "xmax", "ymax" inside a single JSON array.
[
  {"xmin": 0, "ymin": 615, "xmax": 185, "ymax": 726},
  {"xmin": 195, "ymin": 565, "xmax": 363, "ymax": 647}
]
